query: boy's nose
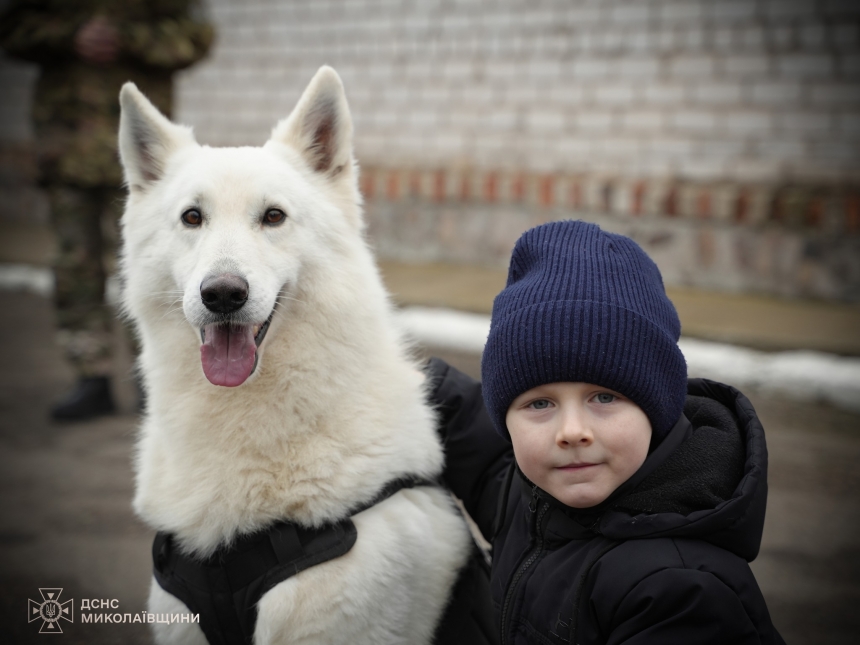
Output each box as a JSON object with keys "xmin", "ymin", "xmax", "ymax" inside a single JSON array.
[{"xmin": 556, "ymin": 414, "xmax": 593, "ymax": 447}]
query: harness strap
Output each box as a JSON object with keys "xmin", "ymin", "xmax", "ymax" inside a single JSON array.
[
  {"xmin": 152, "ymin": 475, "xmax": 437, "ymax": 645},
  {"xmin": 349, "ymin": 474, "xmax": 440, "ymax": 515}
]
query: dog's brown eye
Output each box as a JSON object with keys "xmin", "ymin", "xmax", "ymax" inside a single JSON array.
[
  {"xmin": 263, "ymin": 208, "xmax": 287, "ymax": 226},
  {"xmin": 181, "ymin": 208, "xmax": 203, "ymax": 227}
]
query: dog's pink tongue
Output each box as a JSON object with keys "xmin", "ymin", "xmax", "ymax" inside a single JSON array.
[{"xmin": 200, "ymin": 324, "xmax": 256, "ymax": 387}]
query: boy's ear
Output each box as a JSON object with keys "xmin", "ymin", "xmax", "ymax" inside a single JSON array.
[
  {"xmin": 118, "ymin": 82, "xmax": 196, "ymax": 192},
  {"xmin": 268, "ymin": 66, "xmax": 354, "ymax": 179}
]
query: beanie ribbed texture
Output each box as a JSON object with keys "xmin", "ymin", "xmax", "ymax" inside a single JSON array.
[{"xmin": 481, "ymin": 220, "xmax": 687, "ymax": 445}]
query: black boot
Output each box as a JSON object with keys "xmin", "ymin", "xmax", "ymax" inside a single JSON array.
[{"xmin": 50, "ymin": 376, "xmax": 116, "ymax": 421}]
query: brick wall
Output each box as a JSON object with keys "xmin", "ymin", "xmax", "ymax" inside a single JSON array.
[
  {"xmin": 173, "ymin": 0, "xmax": 860, "ymax": 183},
  {"xmin": 362, "ymin": 167, "xmax": 860, "ymax": 300},
  {"xmin": 173, "ymin": 0, "xmax": 860, "ymax": 300},
  {"xmin": 3, "ymin": 0, "xmax": 858, "ymax": 183},
  {"xmin": 2, "ymin": 0, "xmax": 859, "ymax": 299}
]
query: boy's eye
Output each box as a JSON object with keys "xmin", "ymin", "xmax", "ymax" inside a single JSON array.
[
  {"xmin": 595, "ymin": 393, "xmax": 616, "ymax": 404},
  {"xmin": 529, "ymin": 399, "xmax": 552, "ymax": 410}
]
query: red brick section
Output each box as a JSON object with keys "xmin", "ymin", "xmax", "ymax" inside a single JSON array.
[
  {"xmin": 358, "ymin": 167, "xmax": 859, "ymax": 232},
  {"xmin": 664, "ymin": 186, "xmax": 678, "ymax": 218},
  {"xmin": 848, "ymin": 193, "xmax": 860, "ymax": 233},
  {"xmin": 770, "ymin": 193, "xmax": 785, "ymax": 225},
  {"xmin": 631, "ymin": 182, "xmax": 645, "ymax": 216},
  {"xmin": 359, "ymin": 169, "xmax": 375, "ymax": 201},
  {"xmin": 386, "ymin": 171, "xmax": 400, "ymax": 201},
  {"xmin": 433, "ymin": 170, "xmax": 446, "ymax": 203},
  {"xmin": 735, "ymin": 189, "xmax": 749, "ymax": 224},
  {"xmin": 538, "ymin": 176, "xmax": 554, "ymax": 208},
  {"xmin": 806, "ymin": 197, "xmax": 823, "ymax": 228},
  {"xmin": 696, "ymin": 189, "xmax": 711, "ymax": 220},
  {"xmin": 484, "ymin": 172, "xmax": 498, "ymax": 203}
]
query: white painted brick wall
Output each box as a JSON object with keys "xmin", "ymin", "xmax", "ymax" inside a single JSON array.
[
  {"xmin": 2, "ymin": 0, "xmax": 858, "ymax": 183},
  {"xmin": 694, "ymin": 81, "xmax": 745, "ymax": 105}
]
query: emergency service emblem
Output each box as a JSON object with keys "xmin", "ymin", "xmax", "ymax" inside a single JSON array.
[{"xmin": 28, "ymin": 588, "xmax": 73, "ymax": 633}]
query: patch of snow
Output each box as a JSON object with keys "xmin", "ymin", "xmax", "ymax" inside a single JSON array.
[
  {"xmin": 0, "ymin": 264, "xmax": 121, "ymax": 306},
  {"xmin": 0, "ymin": 264, "xmax": 53, "ymax": 297},
  {"xmin": 396, "ymin": 306, "xmax": 490, "ymax": 354},
  {"xmin": 680, "ymin": 338, "xmax": 860, "ymax": 413},
  {"xmin": 395, "ymin": 306, "xmax": 860, "ymax": 414}
]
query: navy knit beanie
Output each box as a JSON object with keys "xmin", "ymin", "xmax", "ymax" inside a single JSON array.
[{"xmin": 481, "ymin": 220, "xmax": 687, "ymax": 445}]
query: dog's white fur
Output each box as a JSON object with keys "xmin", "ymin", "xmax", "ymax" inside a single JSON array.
[{"xmin": 118, "ymin": 66, "xmax": 471, "ymax": 645}]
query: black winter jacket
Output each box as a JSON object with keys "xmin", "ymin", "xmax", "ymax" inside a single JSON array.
[{"xmin": 427, "ymin": 358, "xmax": 785, "ymax": 645}]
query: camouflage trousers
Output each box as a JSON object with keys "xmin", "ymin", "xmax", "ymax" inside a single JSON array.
[{"xmin": 48, "ymin": 184, "xmax": 128, "ymax": 377}]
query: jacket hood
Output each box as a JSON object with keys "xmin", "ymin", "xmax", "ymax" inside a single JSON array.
[{"xmin": 525, "ymin": 378, "xmax": 768, "ymax": 561}]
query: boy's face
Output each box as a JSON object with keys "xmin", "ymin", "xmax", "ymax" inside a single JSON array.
[{"xmin": 506, "ymin": 382, "xmax": 652, "ymax": 509}]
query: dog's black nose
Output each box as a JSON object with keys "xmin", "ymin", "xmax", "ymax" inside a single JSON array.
[{"xmin": 200, "ymin": 274, "xmax": 249, "ymax": 314}]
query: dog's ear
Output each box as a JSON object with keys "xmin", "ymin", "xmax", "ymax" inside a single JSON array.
[
  {"xmin": 269, "ymin": 66, "xmax": 353, "ymax": 179},
  {"xmin": 118, "ymin": 83, "xmax": 196, "ymax": 192}
]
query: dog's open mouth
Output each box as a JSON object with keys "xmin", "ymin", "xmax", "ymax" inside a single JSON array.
[{"xmin": 199, "ymin": 310, "xmax": 274, "ymax": 387}]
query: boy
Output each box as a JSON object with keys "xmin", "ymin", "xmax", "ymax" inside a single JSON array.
[{"xmin": 428, "ymin": 220, "xmax": 785, "ymax": 644}]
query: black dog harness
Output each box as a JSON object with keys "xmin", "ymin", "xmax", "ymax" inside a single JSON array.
[{"xmin": 152, "ymin": 477, "xmax": 498, "ymax": 645}]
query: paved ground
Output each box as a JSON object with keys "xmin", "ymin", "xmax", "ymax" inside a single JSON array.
[
  {"xmin": 0, "ymin": 291, "xmax": 858, "ymax": 644},
  {"xmin": 0, "ymin": 292, "xmax": 151, "ymax": 645}
]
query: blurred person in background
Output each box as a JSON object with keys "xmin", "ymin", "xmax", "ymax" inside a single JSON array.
[{"xmin": 0, "ymin": 0, "xmax": 213, "ymax": 420}]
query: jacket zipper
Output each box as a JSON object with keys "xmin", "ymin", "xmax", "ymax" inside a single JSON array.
[{"xmin": 500, "ymin": 486, "xmax": 548, "ymax": 645}]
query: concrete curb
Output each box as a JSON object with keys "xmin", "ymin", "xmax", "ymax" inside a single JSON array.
[{"xmin": 395, "ymin": 306, "xmax": 860, "ymax": 414}]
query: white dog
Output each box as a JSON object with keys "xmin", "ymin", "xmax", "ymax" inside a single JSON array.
[{"xmin": 118, "ymin": 66, "xmax": 472, "ymax": 645}]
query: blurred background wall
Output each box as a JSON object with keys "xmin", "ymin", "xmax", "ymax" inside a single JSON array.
[{"xmin": 2, "ymin": 0, "xmax": 859, "ymax": 299}]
